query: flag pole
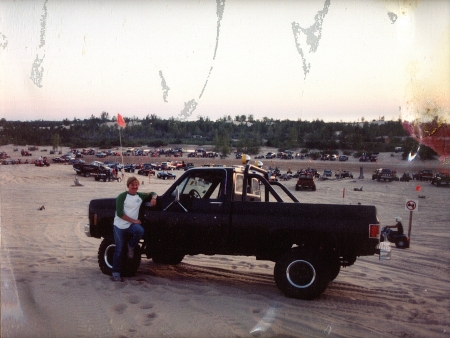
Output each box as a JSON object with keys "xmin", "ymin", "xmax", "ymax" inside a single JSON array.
[
  {"xmin": 119, "ymin": 126, "xmax": 124, "ymax": 168},
  {"xmin": 117, "ymin": 113, "xmax": 126, "ymax": 174}
]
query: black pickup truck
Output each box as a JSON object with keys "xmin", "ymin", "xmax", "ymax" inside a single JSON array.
[
  {"xmin": 85, "ymin": 164, "xmax": 384, "ymax": 300},
  {"xmin": 73, "ymin": 161, "xmax": 108, "ymax": 178}
]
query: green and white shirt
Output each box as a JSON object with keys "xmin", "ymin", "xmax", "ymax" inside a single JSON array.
[{"xmin": 114, "ymin": 191, "xmax": 155, "ymax": 229}]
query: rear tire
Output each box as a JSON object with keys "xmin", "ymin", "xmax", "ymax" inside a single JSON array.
[
  {"xmin": 274, "ymin": 248, "xmax": 329, "ymax": 300},
  {"xmin": 98, "ymin": 235, "xmax": 141, "ymax": 277},
  {"xmin": 395, "ymin": 236, "xmax": 409, "ymax": 249}
]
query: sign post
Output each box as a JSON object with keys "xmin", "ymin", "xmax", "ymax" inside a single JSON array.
[{"xmin": 405, "ymin": 199, "xmax": 418, "ymax": 241}]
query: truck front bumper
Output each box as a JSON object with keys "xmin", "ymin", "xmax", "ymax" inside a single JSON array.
[{"xmin": 84, "ymin": 224, "xmax": 92, "ymax": 237}]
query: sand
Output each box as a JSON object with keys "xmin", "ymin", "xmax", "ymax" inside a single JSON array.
[{"xmin": 1, "ymin": 144, "xmax": 449, "ymax": 337}]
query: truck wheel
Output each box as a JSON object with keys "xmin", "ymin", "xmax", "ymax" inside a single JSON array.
[
  {"xmin": 95, "ymin": 177, "xmax": 100, "ymax": 181},
  {"xmin": 98, "ymin": 235, "xmax": 141, "ymax": 277},
  {"xmin": 274, "ymin": 248, "xmax": 329, "ymax": 300}
]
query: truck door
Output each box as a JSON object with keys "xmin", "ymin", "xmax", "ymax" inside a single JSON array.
[{"xmin": 157, "ymin": 169, "xmax": 230, "ymax": 253}]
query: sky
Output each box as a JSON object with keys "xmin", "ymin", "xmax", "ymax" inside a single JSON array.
[{"xmin": 1, "ymin": 0, "xmax": 449, "ymax": 123}]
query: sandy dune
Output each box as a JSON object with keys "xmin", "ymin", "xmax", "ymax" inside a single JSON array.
[{"xmin": 1, "ymin": 144, "xmax": 449, "ymax": 337}]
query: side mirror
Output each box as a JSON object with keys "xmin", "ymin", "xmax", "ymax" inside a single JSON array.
[{"xmin": 164, "ymin": 187, "xmax": 188, "ymax": 212}]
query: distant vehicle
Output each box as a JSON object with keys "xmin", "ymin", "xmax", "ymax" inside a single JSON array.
[
  {"xmin": 320, "ymin": 154, "xmax": 330, "ymax": 161},
  {"xmin": 329, "ymin": 154, "xmax": 338, "ymax": 161},
  {"xmin": 295, "ymin": 175, "xmax": 316, "ymax": 191},
  {"xmin": 336, "ymin": 170, "xmax": 353, "ymax": 179},
  {"xmin": 137, "ymin": 165, "xmax": 156, "ymax": 176},
  {"xmin": 73, "ymin": 161, "xmax": 104, "ymax": 177},
  {"xmin": 431, "ymin": 172, "xmax": 450, "ymax": 186},
  {"xmin": 323, "ymin": 169, "xmax": 332, "ymax": 178},
  {"xmin": 265, "ymin": 152, "xmax": 276, "ymax": 159},
  {"xmin": 96, "ymin": 152, "xmax": 107, "ymax": 158},
  {"xmin": 338, "ymin": 155, "xmax": 348, "ymax": 161},
  {"xmin": 372, "ymin": 168, "xmax": 394, "ymax": 182},
  {"xmin": 359, "ymin": 155, "xmax": 370, "ymax": 162},
  {"xmin": 123, "ymin": 164, "xmax": 136, "ymax": 173},
  {"xmin": 415, "ymin": 169, "xmax": 433, "ymax": 181},
  {"xmin": 160, "ymin": 162, "xmax": 176, "ymax": 170},
  {"xmin": 157, "ymin": 171, "xmax": 176, "ymax": 180},
  {"xmin": 394, "ymin": 147, "xmax": 403, "ymax": 153},
  {"xmin": 370, "ymin": 155, "xmax": 378, "ymax": 162},
  {"xmin": 399, "ymin": 172, "xmax": 412, "ymax": 182},
  {"xmin": 35, "ymin": 157, "xmax": 50, "ymax": 167},
  {"xmin": 184, "ymin": 163, "xmax": 195, "ymax": 171}
]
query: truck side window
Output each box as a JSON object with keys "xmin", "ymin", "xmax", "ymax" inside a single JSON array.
[
  {"xmin": 234, "ymin": 174, "xmax": 261, "ymax": 202},
  {"xmin": 173, "ymin": 171, "xmax": 224, "ymax": 201}
]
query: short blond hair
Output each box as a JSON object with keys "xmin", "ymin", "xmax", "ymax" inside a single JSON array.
[{"xmin": 126, "ymin": 176, "xmax": 139, "ymax": 187}]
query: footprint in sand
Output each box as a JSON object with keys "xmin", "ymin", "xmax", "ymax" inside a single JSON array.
[
  {"xmin": 140, "ymin": 303, "xmax": 154, "ymax": 310},
  {"xmin": 140, "ymin": 312, "xmax": 157, "ymax": 326},
  {"xmin": 112, "ymin": 303, "xmax": 127, "ymax": 314},
  {"xmin": 126, "ymin": 295, "xmax": 140, "ymax": 304}
]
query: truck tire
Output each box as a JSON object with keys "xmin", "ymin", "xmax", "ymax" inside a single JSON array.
[
  {"xmin": 98, "ymin": 235, "xmax": 141, "ymax": 277},
  {"xmin": 95, "ymin": 177, "xmax": 100, "ymax": 181},
  {"xmin": 152, "ymin": 252, "xmax": 184, "ymax": 265},
  {"xmin": 274, "ymin": 248, "xmax": 329, "ymax": 300}
]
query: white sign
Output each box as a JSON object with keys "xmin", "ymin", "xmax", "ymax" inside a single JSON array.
[{"xmin": 405, "ymin": 199, "xmax": 418, "ymax": 212}]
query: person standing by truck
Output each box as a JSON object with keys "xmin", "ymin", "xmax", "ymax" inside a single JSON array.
[{"xmin": 111, "ymin": 176, "xmax": 157, "ymax": 282}]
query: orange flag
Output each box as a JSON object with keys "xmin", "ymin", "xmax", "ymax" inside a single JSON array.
[{"xmin": 117, "ymin": 113, "xmax": 126, "ymax": 128}]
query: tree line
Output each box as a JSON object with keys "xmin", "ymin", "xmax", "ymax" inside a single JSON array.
[{"xmin": 0, "ymin": 113, "xmax": 436, "ymax": 160}]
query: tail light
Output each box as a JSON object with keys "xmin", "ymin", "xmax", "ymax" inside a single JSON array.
[
  {"xmin": 94, "ymin": 213, "xmax": 98, "ymax": 226},
  {"xmin": 369, "ymin": 224, "xmax": 380, "ymax": 238}
]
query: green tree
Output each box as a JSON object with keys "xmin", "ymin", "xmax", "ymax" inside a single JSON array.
[{"xmin": 51, "ymin": 133, "xmax": 61, "ymax": 150}]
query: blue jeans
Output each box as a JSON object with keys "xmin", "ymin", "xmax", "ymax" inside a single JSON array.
[{"xmin": 112, "ymin": 224, "xmax": 144, "ymax": 277}]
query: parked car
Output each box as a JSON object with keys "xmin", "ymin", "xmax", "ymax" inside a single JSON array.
[
  {"xmin": 338, "ymin": 155, "xmax": 349, "ymax": 161},
  {"xmin": 157, "ymin": 171, "xmax": 177, "ymax": 180},
  {"xmin": 431, "ymin": 172, "xmax": 450, "ymax": 186},
  {"xmin": 161, "ymin": 162, "xmax": 176, "ymax": 170},
  {"xmin": 359, "ymin": 155, "xmax": 370, "ymax": 162},
  {"xmin": 336, "ymin": 170, "xmax": 353, "ymax": 179},
  {"xmin": 372, "ymin": 168, "xmax": 394, "ymax": 182},
  {"xmin": 415, "ymin": 169, "xmax": 433, "ymax": 181},
  {"xmin": 370, "ymin": 155, "xmax": 378, "ymax": 162},
  {"xmin": 123, "ymin": 164, "xmax": 136, "ymax": 173},
  {"xmin": 322, "ymin": 169, "xmax": 332, "ymax": 178},
  {"xmin": 184, "ymin": 163, "xmax": 195, "ymax": 171},
  {"xmin": 35, "ymin": 157, "xmax": 50, "ymax": 167},
  {"xmin": 137, "ymin": 166, "xmax": 156, "ymax": 176},
  {"xmin": 329, "ymin": 154, "xmax": 338, "ymax": 161},
  {"xmin": 265, "ymin": 152, "xmax": 276, "ymax": 159},
  {"xmin": 399, "ymin": 172, "xmax": 412, "ymax": 182},
  {"xmin": 295, "ymin": 175, "xmax": 316, "ymax": 191},
  {"xmin": 96, "ymin": 152, "xmax": 107, "ymax": 158}
]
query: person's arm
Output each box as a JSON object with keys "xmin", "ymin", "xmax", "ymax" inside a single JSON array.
[{"xmin": 138, "ymin": 192, "xmax": 158, "ymax": 206}]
